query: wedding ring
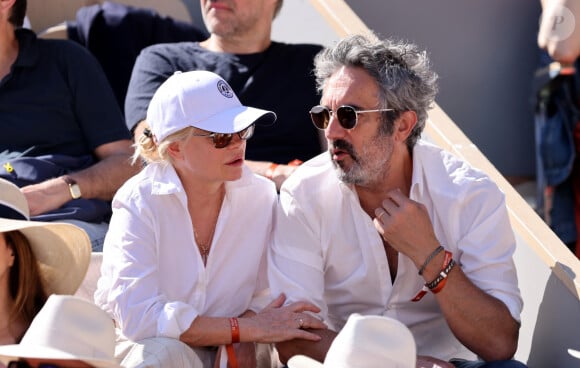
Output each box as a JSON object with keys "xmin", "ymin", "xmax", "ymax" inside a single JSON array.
[
  {"xmin": 378, "ymin": 210, "xmax": 386, "ymax": 222},
  {"xmin": 299, "ymin": 318, "xmax": 304, "ymax": 328}
]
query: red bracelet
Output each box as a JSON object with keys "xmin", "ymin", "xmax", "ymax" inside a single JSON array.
[
  {"xmin": 411, "ymin": 250, "xmax": 454, "ymax": 302},
  {"xmin": 229, "ymin": 317, "xmax": 240, "ymax": 343},
  {"xmin": 265, "ymin": 163, "xmax": 278, "ymax": 180}
]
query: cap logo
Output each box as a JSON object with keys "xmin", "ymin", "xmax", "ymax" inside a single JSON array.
[{"xmin": 217, "ymin": 80, "xmax": 234, "ymax": 98}]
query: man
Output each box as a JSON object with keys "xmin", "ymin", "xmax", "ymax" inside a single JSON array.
[
  {"xmin": 0, "ymin": 294, "xmax": 120, "ymax": 368},
  {"xmin": 536, "ymin": 0, "xmax": 580, "ymax": 258},
  {"xmin": 269, "ymin": 33, "xmax": 526, "ymax": 368},
  {"xmin": 125, "ymin": 0, "xmax": 324, "ymax": 189},
  {"xmin": 0, "ymin": 0, "xmax": 139, "ymax": 250}
]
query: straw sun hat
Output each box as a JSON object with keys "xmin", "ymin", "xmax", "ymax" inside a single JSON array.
[
  {"xmin": 0, "ymin": 295, "xmax": 120, "ymax": 368},
  {"xmin": 0, "ymin": 178, "xmax": 91, "ymax": 295}
]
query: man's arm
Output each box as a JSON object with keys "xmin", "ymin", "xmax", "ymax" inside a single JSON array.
[
  {"xmin": 375, "ymin": 189, "xmax": 520, "ymax": 361},
  {"xmin": 21, "ymin": 139, "xmax": 138, "ymax": 216}
]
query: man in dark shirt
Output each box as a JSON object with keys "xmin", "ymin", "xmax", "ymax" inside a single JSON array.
[
  {"xmin": 0, "ymin": 0, "xmax": 139, "ymax": 250},
  {"xmin": 125, "ymin": 0, "xmax": 324, "ymax": 189}
]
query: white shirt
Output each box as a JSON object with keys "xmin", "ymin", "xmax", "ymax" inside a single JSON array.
[
  {"xmin": 95, "ymin": 162, "xmax": 277, "ymax": 341},
  {"xmin": 269, "ymin": 140, "xmax": 523, "ymax": 361}
]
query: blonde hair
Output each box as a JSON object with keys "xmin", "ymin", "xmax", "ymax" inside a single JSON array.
[{"xmin": 132, "ymin": 125, "xmax": 196, "ymax": 165}]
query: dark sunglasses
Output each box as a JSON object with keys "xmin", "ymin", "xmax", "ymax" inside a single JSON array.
[
  {"xmin": 7, "ymin": 361, "xmax": 61, "ymax": 368},
  {"xmin": 309, "ymin": 105, "xmax": 394, "ymax": 130},
  {"xmin": 191, "ymin": 124, "xmax": 255, "ymax": 149}
]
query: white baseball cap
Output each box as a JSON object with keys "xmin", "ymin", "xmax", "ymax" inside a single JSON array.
[
  {"xmin": 288, "ymin": 313, "xmax": 416, "ymax": 368},
  {"xmin": 146, "ymin": 70, "xmax": 277, "ymax": 142}
]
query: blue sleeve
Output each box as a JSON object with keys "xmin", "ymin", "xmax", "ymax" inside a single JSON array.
[{"xmin": 61, "ymin": 41, "xmax": 131, "ymax": 149}]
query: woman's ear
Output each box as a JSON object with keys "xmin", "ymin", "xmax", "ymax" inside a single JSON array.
[{"xmin": 166, "ymin": 141, "xmax": 183, "ymax": 161}]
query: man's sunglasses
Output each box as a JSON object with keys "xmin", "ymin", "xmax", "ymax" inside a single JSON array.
[
  {"xmin": 309, "ymin": 105, "xmax": 394, "ymax": 130},
  {"xmin": 191, "ymin": 124, "xmax": 255, "ymax": 149}
]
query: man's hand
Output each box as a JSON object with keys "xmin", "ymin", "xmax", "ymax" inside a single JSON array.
[{"xmin": 372, "ymin": 188, "xmax": 440, "ymax": 267}]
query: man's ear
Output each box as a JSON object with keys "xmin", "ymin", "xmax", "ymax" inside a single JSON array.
[{"xmin": 393, "ymin": 110, "xmax": 417, "ymax": 142}]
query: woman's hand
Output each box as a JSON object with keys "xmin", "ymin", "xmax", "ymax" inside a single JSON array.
[{"xmin": 245, "ymin": 294, "xmax": 327, "ymax": 343}]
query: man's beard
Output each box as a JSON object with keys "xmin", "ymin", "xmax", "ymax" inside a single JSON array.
[{"xmin": 330, "ymin": 133, "xmax": 393, "ymax": 187}]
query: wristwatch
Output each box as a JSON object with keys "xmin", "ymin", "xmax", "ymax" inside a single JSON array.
[{"xmin": 62, "ymin": 176, "xmax": 82, "ymax": 199}]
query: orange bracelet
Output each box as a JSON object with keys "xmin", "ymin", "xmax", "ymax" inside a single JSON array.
[
  {"xmin": 229, "ymin": 317, "xmax": 240, "ymax": 343},
  {"xmin": 411, "ymin": 250, "xmax": 454, "ymax": 302},
  {"xmin": 265, "ymin": 163, "xmax": 278, "ymax": 180}
]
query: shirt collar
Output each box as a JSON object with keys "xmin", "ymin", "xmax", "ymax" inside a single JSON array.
[{"xmin": 14, "ymin": 28, "xmax": 40, "ymax": 68}]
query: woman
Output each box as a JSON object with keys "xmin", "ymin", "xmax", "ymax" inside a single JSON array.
[
  {"xmin": 95, "ymin": 70, "xmax": 326, "ymax": 367},
  {"xmin": 0, "ymin": 178, "xmax": 91, "ymax": 345}
]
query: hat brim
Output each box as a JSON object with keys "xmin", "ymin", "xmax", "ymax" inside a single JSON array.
[
  {"xmin": 193, "ymin": 105, "xmax": 277, "ymax": 134},
  {"xmin": 287, "ymin": 355, "xmax": 324, "ymax": 368},
  {"xmin": 0, "ymin": 218, "xmax": 91, "ymax": 295},
  {"xmin": 0, "ymin": 346, "xmax": 120, "ymax": 368}
]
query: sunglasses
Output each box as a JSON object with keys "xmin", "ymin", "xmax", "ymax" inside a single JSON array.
[
  {"xmin": 309, "ymin": 105, "xmax": 394, "ymax": 130},
  {"xmin": 191, "ymin": 124, "xmax": 255, "ymax": 149},
  {"xmin": 7, "ymin": 361, "xmax": 61, "ymax": 368}
]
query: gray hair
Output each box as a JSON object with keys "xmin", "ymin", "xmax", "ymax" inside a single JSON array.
[{"xmin": 313, "ymin": 33, "xmax": 439, "ymax": 149}]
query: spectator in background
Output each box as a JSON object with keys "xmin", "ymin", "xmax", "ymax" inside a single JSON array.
[
  {"xmin": 125, "ymin": 0, "xmax": 324, "ymax": 190},
  {"xmin": 0, "ymin": 0, "xmax": 139, "ymax": 251},
  {"xmin": 535, "ymin": 0, "xmax": 580, "ymax": 258},
  {"xmin": 0, "ymin": 178, "xmax": 90, "ymax": 345},
  {"xmin": 66, "ymin": 0, "xmax": 208, "ymax": 110},
  {"xmin": 0, "ymin": 295, "xmax": 120, "ymax": 368}
]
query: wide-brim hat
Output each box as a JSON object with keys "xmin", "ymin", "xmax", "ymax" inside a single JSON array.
[
  {"xmin": 146, "ymin": 70, "xmax": 277, "ymax": 142},
  {"xmin": 0, "ymin": 295, "xmax": 120, "ymax": 368},
  {"xmin": 0, "ymin": 179, "xmax": 91, "ymax": 295},
  {"xmin": 288, "ymin": 313, "xmax": 417, "ymax": 368}
]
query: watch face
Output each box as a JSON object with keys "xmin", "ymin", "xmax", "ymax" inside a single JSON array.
[{"xmin": 70, "ymin": 184, "xmax": 82, "ymax": 199}]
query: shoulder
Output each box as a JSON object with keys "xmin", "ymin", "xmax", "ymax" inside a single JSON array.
[
  {"xmin": 282, "ymin": 153, "xmax": 337, "ymax": 197},
  {"xmin": 413, "ymin": 140, "xmax": 502, "ymax": 201},
  {"xmin": 269, "ymin": 42, "xmax": 323, "ymax": 63},
  {"xmin": 138, "ymin": 41, "xmax": 201, "ymax": 60}
]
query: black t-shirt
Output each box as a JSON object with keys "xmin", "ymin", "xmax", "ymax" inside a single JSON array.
[{"xmin": 125, "ymin": 41, "xmax": 324, "ymax": 163}]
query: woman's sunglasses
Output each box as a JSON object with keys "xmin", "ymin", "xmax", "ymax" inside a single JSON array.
[
  {"xmin": 191, "ymin": 124, "xmax": 255, "ymax": 149},
  {"xmin": 309, "ymin": 105, "xmax": 394, "ymax": 130}
]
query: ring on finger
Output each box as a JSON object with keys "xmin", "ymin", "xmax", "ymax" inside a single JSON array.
[
  {"xmin": 378, "ymin": 210, "xmax": 387, "ymax": 222},
  {"xmin": 298, "ymin": 318, "xmax": 304, "ymax": 328}
]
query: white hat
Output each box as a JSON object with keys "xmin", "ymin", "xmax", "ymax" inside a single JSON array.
[
  {"xmin": 0, "ymin": 178, "xmax": 91, "ymax": 295},
  {"xmin": 0, "ymin": 295, "xmax": 120, "ymax": 368},
  {"xmin": 146, "ymin": 70, "xmax": 277, "ymax": 142},
  {"xmin": 288, "ymin": 314, "xmax": 416, "ymax": 368}
]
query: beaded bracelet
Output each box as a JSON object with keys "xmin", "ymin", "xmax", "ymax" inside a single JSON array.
[{"xmin": 427, "ymin": 258, "xmax": 456, "ymax": 293}]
